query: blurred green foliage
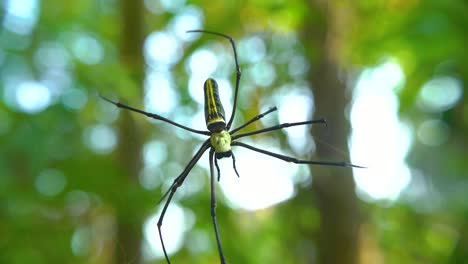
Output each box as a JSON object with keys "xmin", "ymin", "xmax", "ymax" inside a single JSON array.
[{"xmin": 1, "ymin": 0, "xmax": 467, "ymax": 263}]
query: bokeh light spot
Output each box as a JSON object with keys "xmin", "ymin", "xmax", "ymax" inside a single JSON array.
[
  {"xmin": 34, "ymin": 41, "xmax": 70, "ymax": 69},
  {"xmin": 66, "ymin": 190, "xmax": 91, "ymax": 217},
  {"xmin": 188, "ymin": 49, "xmax": 217, "ymax": 76},
  {"xmin": 71, "ymin": 33, "xmax": 104, "ymax": 65},
  {"xmin": 145, "ymin": 32, "xmax": 182, "ymax": 67},
  {"xmin": 145, "ymin": 72, "xmax": 178, "ymax": 114},
  {"xmin": 238, "ymin": 36, "xmax": 266, "ymax": 63},
  {"xmin": 62, "ymin": 88, "xmax": 88, "ymax": 111},
  {"xmin": 219, "ymin": 139, "xmax": 297, "ymax": 211},
  {"xmin": 3, "ymin": 0, "xmax": 39, "ymax": 35},
  {"xmin": 143, "ymin": 140, "xmax": 168, "ymax": 168},
  {"xmin": 351, "ymin": 60, "xmax": 411, "ymax": 201},
  {"xmin": 83, "ymin": 124, "xmax": 117, "ymax": 154},
  {"xmin": 71, "ymin": 226, "xmax": 91, "ymax": 256},
  {"xmin": 288, "ymin": 55, "xmax": 309, "ymax": 78},
  {"xmin": 35, "ymin": 169, "xmax": 67, "ymax": 197},
  {"xmin": 417, "ymin": 119, "xmax": 450, "ymax": 146},
  {"xmin": 169, "ymin": 6, "xmax": 203, "ymax": 40},
  {"xmin": 417, "ymin": 76, "xmax": 463, "ymax": 113},
  {"xmin": 278, "ymin": 88, "xmax": 314, "ymax": 155},
  {"xmin": 15, "ymin": 81, "xmax": 51, "ymax": 113},
  {"xmin": 144, "ymin": 203, "xmax": 192, "ymax": 259},
  {"xmin": 161, "ymin": 0, "xmax": 187, "ymax": 13},
  {"xmin": 249, "ymin": 61, "xmax": 276, "ymax": 87}
]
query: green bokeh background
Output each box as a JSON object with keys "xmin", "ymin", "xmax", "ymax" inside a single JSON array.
[{"xmin": 1, "ymin": 0, "xmax": 467, "ymax": 263}]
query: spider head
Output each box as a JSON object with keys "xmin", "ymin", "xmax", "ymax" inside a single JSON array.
[{"xmin": 210, "ymin": 130, "xmax": 232, "ymax": 159}]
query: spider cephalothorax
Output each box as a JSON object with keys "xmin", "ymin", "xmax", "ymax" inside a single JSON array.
[{"xmin": 210, "ymin": 130, "xmax": 231, "ymax": 156}]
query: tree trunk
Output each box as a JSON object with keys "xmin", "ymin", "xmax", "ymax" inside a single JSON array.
[
  {"xmin": 305, "ymin": 1, "xmax": 361, "ymax": 264},
  {"xmin": 115, "ymin": 0, "xmax": 145, "ymax": 263}
]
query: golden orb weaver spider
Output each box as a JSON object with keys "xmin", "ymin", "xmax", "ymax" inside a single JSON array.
[{"xmin": 100, "ymin": 30, "xmax": 364, "ymax": 264}]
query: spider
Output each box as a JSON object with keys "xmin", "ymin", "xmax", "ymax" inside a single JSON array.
[{"xmin": 100, "ymin": 30, "xmax": 363, "ymax": 264}]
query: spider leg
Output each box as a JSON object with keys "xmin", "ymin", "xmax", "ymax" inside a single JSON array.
[
  {"xmin": 213, "ymin": 152, "xmax": 240, "ymax": 181},
  {"xmin": 186, "ymin": 30, "xmax": 241, "ymax": 130},
  {"xmin": 209, "ymin": 149, "xmax": 227, "ymax": 264},
  {"xmin": 232, "ymin": 119, "xmax": 327, "ymax": 140},
  {"xmin": 231, "ymin": 152, "xmax": 240, "ymax": 177},
  {"xmin": 99, "ymin": 94, "xmax": 210, "ymax": 136},
  {"xmin": 157, "ymin": 140, "xmax": 211, "ymax": 263},
  {"xmin": 230, "ymin": 107, "xmax": 277, "ymax": 134},
  {"xmin": 214, "ymin": 156, "xmax": 221, "ymax": 181},
  {"xmin": 232, "ymin": 141, "xmax": 365, "ymax": 168}
]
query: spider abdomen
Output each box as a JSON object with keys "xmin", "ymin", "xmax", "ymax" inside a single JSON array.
[{"xmin": 204, "ymin": 78, "xmax": 226, "ymax": 132}]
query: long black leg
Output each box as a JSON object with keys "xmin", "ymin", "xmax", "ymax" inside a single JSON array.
[
  {"xmin": 214, "ymin": 157, "xmax": 221, "ymax": 181},
  {"xmin": 157, "ymin": 140, "xmax": 211, "ymax": 263},
  {"xmin": 230, "ymin": 107, "xmax": 277, "ymax": 134},
  {"xmin": 186, "ymin": 30, "xmax": 241, "ymax": 130},
  {"xmin": 214, "ymin": 152, "xmax": 240, "ymax": 181},
  {"xmin": 158, "ymin": 140, "xmax": 209, "ymax": 204},
  {"xmin": 232, "ymin": 119, "xmax": 327, "ymax": 140},
  {"xmin": 232, "ymin": 141, "xmax": 365, "ymax": 168},
  {"xmin": 231, "ymin": 152, "xmax": 240, "ymax": 177},
  {"xmin": 99, "ymin": 94, "xmax": 210, "ymax": 136},
  {"xmin": 209, "ymin": 149, "xmax": 227, "ymax": 264}
]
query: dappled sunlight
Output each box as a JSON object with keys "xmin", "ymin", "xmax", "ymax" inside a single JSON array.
[
  {"xmin": 35, "ymin": 169, "xmax": 67, "ymax": 197},
  {"xmin": 71, "ymin": 226, "xmax": 92, "ymax": 256},
  {"xmin": 417, "ymin": 119, "xmax": 450, "ymax": 146},
  {"xmin": 143, "ymin": 140, "xmax": 169, "ymax": 168},
  {"xmin": 288, "ymin": 55, "xmax": 309, "ymax": 78},
  {"xmin": 15, "ymin": 81, "xmax": 52, "ymax": 113},
  {"xmin": 249, "ymin": 60, "xmax": 276, "ymax": 87},
  {"xmin": 277, "ymin": 87, "xmax": 315, "ymax": 155},
  {"xmin": 69, "ymin": 32, "xmax": 104, "ymax": 65},
  {"xmin": 144, "ymin": 203, "xmax": 195, "ymax": 260},
  {"xmin": 34, "ymin": 42, "xmax": 70, "ymax": 70},
  {"xmin": 168, "ymin": 7, "xmax": 204, "ymax": 40},
  {"xmin": 188, "ymin": 49, "xmax": 218, "ymax": 77},
  {"xmin": 145, "ymin": 31, "xmax": 183, "ymax": 67},
  {"xmin": 144, "ymin": 0, "xmax": 187, "ymax": 14},
  {"xmin": 219, "ymin": 139, "xmax": 298, "ymax": 211},
  {"xmin": 350, "ymin": 61, "xmax": 412, "ymax": 201},
  {"xmin": 62, "ymin": 87, "xmax": 88, "ymax": 111},
  {"xmin": 3, "ymin": 0, "xmax": 39, "ymax": 35},
  {"xmin": 83, "ymin": 124, "xmax": 117, "ymax": 154},
  {"xmin": 238, "ymin": 35, "xmax": 267, "ymax": 63},
  {"xmin": 414, "ymin": 75, "xmax": 462, "ymax": 147},
  {"xmin": 417, "ymin": 76, "xmax": 463, "ymax": 113},
  {"xmin": 66, "ymin": 190, "xmax": 92, "ymax": 217},
  {"xmin": 145, "ymin": 71, "xmax": 179, "ymax": 114}
]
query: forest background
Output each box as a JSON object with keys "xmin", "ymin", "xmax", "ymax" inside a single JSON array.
[{"xmin": 1, "ymin": 0, "xmax": 467, "ymax": 263}]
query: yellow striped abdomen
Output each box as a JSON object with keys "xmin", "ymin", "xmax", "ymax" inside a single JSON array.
[{"xmin": 204, "ymin": 78, "xmax": 226, "ymax": 132}]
